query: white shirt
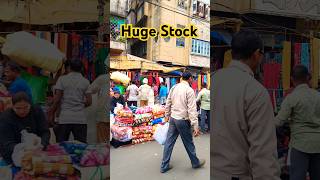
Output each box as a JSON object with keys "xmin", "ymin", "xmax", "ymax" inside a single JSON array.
[{"xmin": 126, "ymin": 84, "xmax": 138, "ymax": 101}]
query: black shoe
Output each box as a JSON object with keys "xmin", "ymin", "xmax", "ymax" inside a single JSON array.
[
  {"xmin": 193, "ymin": 159, "xmax": 206, "ymax": 169},
  {"xmin": 160, "ymin": 165, "xmax": 173, "ymax": 173}
]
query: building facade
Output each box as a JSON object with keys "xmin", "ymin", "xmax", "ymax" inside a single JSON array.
[
  {"xmin": 127, "ymin": 0, "xmax": 210, "ymax": 67},
  {"xmin": 110, "ymin": 0, "xmax": 128, "ymax": 56}
]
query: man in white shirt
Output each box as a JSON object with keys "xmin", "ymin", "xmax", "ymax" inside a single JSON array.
[
  {"xmin": 126, "ymin": 81, "xmax": 138, "ymax": 107},
  {"xmin": 160, "ymin": 71, "xmax": 205, "ymax": 173},
  {"xmin": 138, "ymin": 78, "xmax": 152, "ymax": 107},
  {"xmin": 196, "ymin": 83, "xmax": 210, "ymax": 133}
]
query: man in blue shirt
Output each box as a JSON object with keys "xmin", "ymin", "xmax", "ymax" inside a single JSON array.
[
  {"xmin": 159, "ymin": 82, "xmax": 168, "ymax": 105},
  {"xmin": 4, "ymin": 62, "xmax": 33, "ymax": 101}
]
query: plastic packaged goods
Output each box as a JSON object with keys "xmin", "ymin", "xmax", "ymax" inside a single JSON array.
[
  {"xmin": 1, "ymin": 31, "xmax": 64, "ymax": 72},
  {"xmin": 111, "ymin": 125, "xmax": 133, "ymax": 142}
]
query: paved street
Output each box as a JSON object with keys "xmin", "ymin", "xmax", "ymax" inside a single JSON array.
[{"xmin": 111, "ymin": 134, "xmax": 210, "ymax": 180}]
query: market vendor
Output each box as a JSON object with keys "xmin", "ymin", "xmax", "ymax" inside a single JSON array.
[
  {"xmin": 0, "ymin": 92, "xmax": 50, "ymax": 164},
  {"xmin": 111, "ymin": 88, "xmax": 125, "ymax": 113},
  {"xmin": 4, "ymin": 61, "xmax": 33, "ymax": 101}
]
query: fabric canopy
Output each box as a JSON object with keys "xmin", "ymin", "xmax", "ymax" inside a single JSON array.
[
  {"xmin": 0, "ymin": 0, "xmax": 109, "ymax": 25},
  {"xmin": 110, "ymin": 54, "xmax": 183, "ymax": 73}
]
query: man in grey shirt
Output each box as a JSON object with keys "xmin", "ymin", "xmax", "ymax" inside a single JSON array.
[
  {"xmin": 49, "ymin": 60, "xmax": 92, "ymax": 143},
  {"xmin": 212, "ymin": 30, "xmax": 280, "ymax": 180}
]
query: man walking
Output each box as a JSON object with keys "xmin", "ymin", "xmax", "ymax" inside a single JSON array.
[
  {"xmin": 126, "ymin": 81, "xmax": 138, "ymax": 107},
  {"xmin": 276, "ymin": 65, "xmax": 320, "ymax": 180},
  {"xmin": 159, "ymin": 82, "xmax": 168, "ymax": 105},
  {"xmin": 138, "ymin": 78, "xmax": 151, "ymax": 107},
  {"xmin": 160, "ymin": 71, "xmax": 205, "ymax": 173},
  {"xmin": 212, "ymin": 30, "xmax": 280, "ymax": 179},
  {"xmin": 196, "ymin": 83, "xmax": 210, "ymax": 133},
  {"xmin": 49, "ymin": 60, "xmax": 92, "ymax": 143}
]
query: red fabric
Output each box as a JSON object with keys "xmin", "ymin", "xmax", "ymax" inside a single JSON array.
[
  {"xmin": 156, "ymin": 76, "xmax": 160, "ymax": 87},
  {"xmin": 294, "ymin": 43, "xmax": 301, "ymax": 66},
  {"xmin": 263, "ymin": 63, "xmax": 281, "ymax": 89},
  {"xmin": 191, "ymin": 80, "xmax": 198, "ymax": 93},
  {"xmin": 148, "ymin": 73, "xmax": 153, "ymax": 86}
]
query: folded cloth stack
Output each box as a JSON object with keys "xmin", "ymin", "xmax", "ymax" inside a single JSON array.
[
  {"xmin": 135, "ymin": 106, "xmax": 153, "ymax": 114},
  {"xmin": 80, "ymin": 144, "xmax": 109, "ymax": 167},
  {"xmin": 132, "ymin": 126, "xmax": 154, "ymax": 144},
  {"xmin": 115, "ymin": 107, "xmax": 134, "ymax": 127},
  {"xmin": 151, "ymin": 118, "xmax": 165, "ymax": 125},
  {"xmin": 152, "ymin": 105, "xmax": 165, "ymax": 117},
  {"xmin": 111, "ymin": 125, "xmax": 133, "ymax": 142},
  {"xmin": 59, "ymin": 141, "xmax": 87, "ymax": 165},
  {"xmin": 133, "ymin": 113, "xmax": 153, "ymax": 126},
  {"xmin": 115, "ymin": 117, "xmax": 134, "ymax": 127}
]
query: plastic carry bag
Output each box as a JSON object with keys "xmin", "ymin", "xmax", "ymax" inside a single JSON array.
[
  {"xmin": 1, "ymin": 31, "xmax": 64, "ymax": 72},
  {"xmin": 153, "ymin": 123, "xmax": 169, "ymax": 145}
]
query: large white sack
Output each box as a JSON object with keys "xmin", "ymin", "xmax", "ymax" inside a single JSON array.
[
  {"xmin": 110, "ymin": 71, "xmax": 130, "ymax": 85},
  {"xmin": 1, "ymin": 31, "xmax": 64, "ymax": 72}
]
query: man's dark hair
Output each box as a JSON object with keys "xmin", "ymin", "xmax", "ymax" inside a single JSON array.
[
  {"xmin": 70, "ymin": 60, "xmax": 83, "ymax": 72},
  {"xmin": 202, "ymin": 83, "xmax": 207, "ymax": 88},
  {"xmin": 12, "ymin": 92, "xmax": 31, "ymax": 105},
  {"xmin": 292, "ymin": 65, "xmax": 310, "ymax": 82},
  {"xmin": 231, "ymin": 29, "xmax": 263, "ymax": 60},
  {"xmin": 6, "ymin": 61, "xmax": 21, "ymax": 73},
  {"xmin": 182, "ymin": 71, "xmax": 192, "ymax": 81},
  {"xmin": 64, "ymin": 60, "xmax": 71, "ymax": 68}
]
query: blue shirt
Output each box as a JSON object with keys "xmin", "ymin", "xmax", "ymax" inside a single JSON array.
[
  {"xmin": 159, "ymin": 85, "xmax": 168, "ymax": 98},
  {"xmin": 8, "ymin": 77, "xmax": 33, "ymax": 101}
]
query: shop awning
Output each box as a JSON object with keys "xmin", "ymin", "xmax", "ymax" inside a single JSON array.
[
  {"xmin": 110, "ymin": 54, "xmax": 183, "ymax": 73},
  {"xmin": 0, "ymin": 0, "xmax": 109, "ymax": 25},
  {"xmin": 211, "ymin": 31, "xmax": 232, "ymax": 45}
]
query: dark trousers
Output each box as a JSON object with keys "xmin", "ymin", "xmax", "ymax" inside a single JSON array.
[
  {"xmin": 55, "ymin": 124, "xmax": 87, "ymax": 143},
  {"xmin": 200, "ymin": 109, "xmax": 210, "ymax": 132},
  {"xmin": 161, "ymin": 118, "xmax": 200, "ymax": 171},
  {"xmin": 290, "ymin": 148, "xmax": 320, "ymax": 180},
  {"xmin": 127, "ymin": 101, "xmax": 137, "ymax": 107}
]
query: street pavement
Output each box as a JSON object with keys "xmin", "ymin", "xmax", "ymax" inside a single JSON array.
[{"xmin": 111, "ymin": 134, "xmax": 210, "ymax": 180}]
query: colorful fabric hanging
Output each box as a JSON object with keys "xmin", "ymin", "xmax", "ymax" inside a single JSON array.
[
  {"xmin": 171, "ymin": 78, "xmax": 177, "ymax": 87},
  {"xmin": 203, "ymin": 75, "xmax": 207, "ymax": 84},
  {"xmin": 207, "ymin": 72, "xmax": 210, "ymax": 89},
  {"xmin": 166, "ymin": 78, "xmax": 170, "ymax": 93},
  {"xmin": 282, "ymin": 41, "xmax": 291, "ymax": 90},
  {"xmin": 301, "ymin": 43, "xmax": 310, "ymax": 70},
  {"xmin": 294, "ymin": 43, "xmax": 301, "ymax": 66},
  {"xmin": 263, "ymin": 63, "xmax": 281, "ymax": 89},
  {"xmin": 198, "ymin": 74, "xmax": 201, "ymax": 91},
  {"xmin": 223, "ymin": 50, "xmax": 232, "ymax": 68},
  {"xmin": 71, "ymin": 33, "xmax": 81, "ymax": 60}
]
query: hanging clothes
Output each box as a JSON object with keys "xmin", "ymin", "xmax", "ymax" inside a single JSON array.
[
  {"xmin": 282, "ymin": 41, "xmax": 291, "ymax": 90},
  {"xmin": 170, "ymin": 78, "xmax": 177, "ymax": 87},
  {"xmin": 263, "ymin": 63, "xmax": 281, "ymax": 89},
  {"xmin": 203, "ymin": 75, "xmax": 207, "ymax": 84},
  {"xmin": 294, "ymin": 43, "xmax": 301, "ymax": 66},
  {"xmin": 71, "ymin": 33, "xmax": 81, "ymax": 61},
  {"xmin": 301, "ymin": 43, "xmax": 310, "ymax": 70},
  {"xmin": 166, "ymin": 78, "xmax": 170, "ymax": 92},
  {"xmin": 198, "ymin": 74, "xmax": 201, "ymax": 91},
  {"xmin": 148, "ymin": 73, "xmax": 153, "ymax": 86}
]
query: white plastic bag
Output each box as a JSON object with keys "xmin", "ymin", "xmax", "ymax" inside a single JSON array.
[
  {"xmin": 153, "ymin": 123, "xmax": 169, "ymax": 145},
  {"xmin": 12, "ymin": 130, "xmax": 43, "ymax": 167},
  {"xmin": 1, "ymin": 31, "xmax": 64, "ymax": 72}
]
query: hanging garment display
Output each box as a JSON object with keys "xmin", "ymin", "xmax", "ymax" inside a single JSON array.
[
  {"xmin": 294, "ymin": 43, "xmax": 301, "ymax": 66},
  {"xmin": 282, "ymin": 41, "xmax": 291, "ymax": 90},
  {"xmin": 301, "ymin": 43, "xmax": 310, "ymax": 70}
]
